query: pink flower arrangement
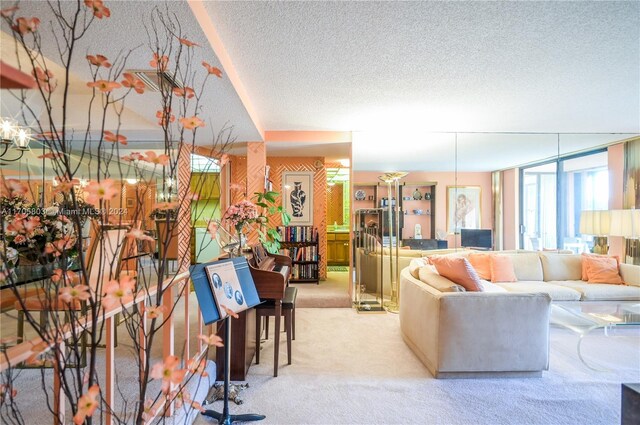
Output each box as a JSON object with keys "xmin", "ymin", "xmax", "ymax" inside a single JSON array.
[{"xmin": 222, "ymin": 200, "xmax": 258, "ymax": 231}]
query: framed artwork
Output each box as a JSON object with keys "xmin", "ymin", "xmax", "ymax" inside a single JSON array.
[
  {"xmin": 282, "ymin": 171, "xmax": 314, "ymax": 225},
  {"xmin": 447, "ymin": 186, "xmax": 482, "ymax": 234}
]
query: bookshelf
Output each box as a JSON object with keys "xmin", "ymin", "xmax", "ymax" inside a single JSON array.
[{"xmin": 279, "ymin": 225, "xmax": 320, "ymax": 284}]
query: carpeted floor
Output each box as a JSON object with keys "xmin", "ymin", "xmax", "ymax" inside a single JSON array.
[
  {"xmin": 293, "ymin": 271, "xmax": 351, "ymax": 308},
  {"xmin": 194, "ymin": 308, "xmax": 640, "ymax": 425}
]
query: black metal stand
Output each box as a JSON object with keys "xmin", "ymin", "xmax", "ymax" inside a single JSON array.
[{"xmin": 201, "ymin": 317, "xmax": 265, "ymax": 424}]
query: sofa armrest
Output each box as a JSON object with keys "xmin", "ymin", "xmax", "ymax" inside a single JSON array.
[
  {"xmin": 399, "ymin": 268, "xmax": 550, "ymax": 377},
  {"xmin": 620, "ymin": 263, "xmax": 640, "ymax": 287},
  {"xmin": 437, "ymin": 292, "xmax": 551, "ymax": 373}
]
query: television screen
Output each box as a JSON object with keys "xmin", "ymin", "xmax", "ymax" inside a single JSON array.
[{"xmin": 461, "ymin": 229, "xmax": 493, "ymax": 250}]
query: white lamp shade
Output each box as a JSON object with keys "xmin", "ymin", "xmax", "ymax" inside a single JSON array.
[
  {"xmin": 579, "ymin": 210, "xmax": 611, "ymax": 236},
  {"xmin": 609, "ymin": 209, "xmax": 640, "ymax": 238}
]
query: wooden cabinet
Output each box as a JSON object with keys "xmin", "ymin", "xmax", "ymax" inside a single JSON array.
[{"xmin": 327, "ymin": 232, "xmax": 349, "ymax": 266}]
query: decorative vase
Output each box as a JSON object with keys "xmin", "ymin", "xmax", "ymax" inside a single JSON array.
[
  {"xmin": 235, "ymin": 223, "xmax": 245, "ymax": 256},
  {"xmin": 290, "ymin": 182, "xmax": 306, "ymax": 218}
]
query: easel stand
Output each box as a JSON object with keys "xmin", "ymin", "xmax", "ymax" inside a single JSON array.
[{"xmin": 201, "ymin": 317, "xmax": 265, "ymax": 424}]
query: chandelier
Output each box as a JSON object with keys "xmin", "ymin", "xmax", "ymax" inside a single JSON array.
[{"xmin": 0, "ymin": 117, "xmax": 32, "ymax": 163}]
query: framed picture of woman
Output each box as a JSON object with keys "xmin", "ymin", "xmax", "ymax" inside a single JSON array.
[
  {"xmin": 282, "ymin": 171, "xmax": 314, "ymax": 225},
  {"xmin": 446, "ymin": 186, "xmax": 481, "ymax": 234}
]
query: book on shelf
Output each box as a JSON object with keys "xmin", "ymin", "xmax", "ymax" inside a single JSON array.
[
  {"xmin": 291, "ymin": 263, "xmax": 318, "ymax": 280},
  {"xmin": 279, "ymin": 225, "xmax": 319, "ymax": 242}
]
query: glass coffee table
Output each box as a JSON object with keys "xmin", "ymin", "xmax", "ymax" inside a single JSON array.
[{"xmin": 550, "ymin": 302, "xmax": 640, "ymax": 370}]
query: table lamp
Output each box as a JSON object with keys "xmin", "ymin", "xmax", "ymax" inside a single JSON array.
[{"xmin": 579, "ymin": 210, "xmax": 611, "ymax": 254}]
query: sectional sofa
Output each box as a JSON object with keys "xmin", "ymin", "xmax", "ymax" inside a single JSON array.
[{"xmin": 398, "ymin": 250, "xmax": 640, "ymax": 378}]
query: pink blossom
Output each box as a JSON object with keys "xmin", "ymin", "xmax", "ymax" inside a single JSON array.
[
  {"xmin": 198, "ymin": 333, "xmax": 224, "ymax": 347},
  {"xmin": 87, "ymin": 79, "xmax": 120, "ymax": 93},
  {"xmin": 12, "ymin": 17, "xmax": 40, "ymax": 34},
  {"xmin": 122, "ymin": 152, "xmax": 144, "ymax": 162},
  {"xmin": 1, "ymin": 178, "xmax": 28, "ymax": 197},
  {"xmin": 150, "ymin": 53, "xmax": 169, "ymax": 71},
  {"xmin": 172, "ymin": 87, "xmax": 195, "ymax": 99},
  {"xmin": 178, "ymin": 37, "xmax": 199, "ymax": 47},
  {"xmin": 186, "ymin": 357, "xmax": 208, "ymax": 377},
  {"xmin": 85, "ymin": 178, "xmax": 118, "ymax": 205},
  {"xmin": 51, "ymin": 269, "xmax": 80, "ymax": 286},
  {"xmin": 44, "ymin": 235, "xmax": 77, "ymax": 257},
  {"xmin": 206, "ymin": 221, "xmax": 218, "ymax": 241},
  {"xmin": 0, "ymin": 6, "xmax": 19, "ymax": 18},
  {"xmin": 59, "ymin": 285, "xmax": 91, "ymax": 304},
  {"xmin": 143, "ymin": 305, "xmax": 167, "ymax": 319},
  {"xmin": 103, "ymin": 130, "xmax": 127, "ymax": 145},
  {"xmin": 73, "ymin": 385, "xmax": 100, "ymax": 425},
  {"xmin": 102, "ymin": 275, "xmax": 135, "ymax": 309},
  {"xmin": 222, "ymin": 200, "xmax": 259, "ymax": 228},
  {"xmin": 86, "ymin": 54, "xmax": 111, "ymax": 68},
  {"xmin": 179, "ymin": 116, "xmax": 205, "ymax": 130},
  {"xmin": 84, "ymin": 0, "xmax": 110, "ymax": 19},
  {"xmin": 0, "ymin": 384, "xmax": 18, "ymax": 404},
  {"xmin": 156, "ymin": 108, "xmax": 175, "ymax": 126},
  {"xmin": 125, "ymin": 228, "xmax": 154, "ymax": 242},
  {"xmin": 141, "ymin": 151, "xmax": 170, "ymax": 166},
  {"xmin": 202, "ymin": 61, "xmax": 223, "ymax": 78},
  {"xmin": 122, "ymin": 73, "xmax": 145, "ymax": 94},
  {"xmin": 219, "ymin": 304, "xmax": 239, "ymax": 319},
  {"xmin": 150, "ymin": 356, "xmax": 187, "ymax": 394}
]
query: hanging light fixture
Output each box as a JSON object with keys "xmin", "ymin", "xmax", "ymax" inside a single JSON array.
[{"xmin": 0, "ymin": 117, "xmax": 32, "ymax": 163}]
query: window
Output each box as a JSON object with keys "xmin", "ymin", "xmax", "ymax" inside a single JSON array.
[
  {"xmin": 520, "ymin": 149, "xmax": 608, "ymax": 252},
  {"xmin": 191, "ymin": 153, "xmax": 220, "ymax": 173}
]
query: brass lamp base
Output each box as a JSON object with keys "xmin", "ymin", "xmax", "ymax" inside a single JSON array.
[
  {"xmin": 592, "ymin": 236, "xmax": 609, "ymax": 255},
  {"xmin": 383, "ymin": 300, "xmax": 399, "ymax": 314}
]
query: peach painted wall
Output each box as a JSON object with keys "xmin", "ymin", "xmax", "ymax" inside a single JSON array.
[
  {"xmin": 502, "ymin": 169, "xmax": 519, "ymax": 250},
  {"xmin": 353, "ymin": 171, "xmax": 493, "ymax": 248},
  {"xmin": 229, "ymin": 155, "xmax": 328, "ymax": 279},
  {"xmin": 608, "ymin": 143, "xmax": 625, "ymax": 258}
]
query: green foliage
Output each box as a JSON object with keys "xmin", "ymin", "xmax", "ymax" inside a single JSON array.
[{"xmin": 253, "ymin": 191, "xmax": 291, "ymax": 253}]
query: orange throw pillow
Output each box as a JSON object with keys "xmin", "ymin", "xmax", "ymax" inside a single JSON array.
[
  {"xmin": 489, "ymin": 255, "xmax": 517, "ymax": 283},
  {"xmin": 584, "ymin": 256, "xmax": 624, "ymax": 285},
  {"xmin": 581, "ymin": 253, "xmax": 620, "ymax": 281},
  {"xmin": 468, "ymin": 253, "xmax": 492, "ymax": 280},
  {"xmin": 429, "ymin": 256, "xmax": 483, "ymax": 292}
]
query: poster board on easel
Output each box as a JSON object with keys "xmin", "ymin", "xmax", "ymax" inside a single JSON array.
[{"xmin": 191, "ymin": 257, "xmax": 261, "ymax": 325}]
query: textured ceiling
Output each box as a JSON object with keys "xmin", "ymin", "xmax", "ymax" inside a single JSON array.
[{"xmin": 205, "ymin": 1, "xmax": 639, "ymax": 134}]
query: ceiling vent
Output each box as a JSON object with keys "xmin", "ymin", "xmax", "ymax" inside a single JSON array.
[{"xmin": 125, "ymin": 70, "xmax": 183, "ymax": 92}]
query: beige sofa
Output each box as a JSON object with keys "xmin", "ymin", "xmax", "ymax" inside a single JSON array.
[
  {"xmin": 398, "ymin": 251, "xmax": 640, "ymax": 378},
  {"xmin": 400, "ymin": 267, "xmax": 551, "ymax": 378}
]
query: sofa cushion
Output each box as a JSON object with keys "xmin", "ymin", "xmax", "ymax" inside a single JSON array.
[
  {"xmin": 417, "ymin": 267, "xmax": 466, "ymax": 293},
  {"xmin": 490, "ymin": 255, "xmax": 517, "ymax": 283},
  {"xmin": 494, "ymin": 281, "xmax": 581, "ymax": 301},
  {"xmin": 581, "ymin": 253, "xmax": 620, "ymax": 280},
  {"xmin": 583, "ymin": 256, "xmax": 623, "ymax": 285},
  {"xmin": 540, "ymin": 253, "xmax": 582, "ymax": 281},
  {"xmin": 429, "ymin": 256, "xmax": 482, "ymax": 292},
  {"xmin": 501, "ymin": 253, "xmax": 544, "ymax": 281},
  {"xmin": 478, "ymin": 280, "xmax": 508, "ymax": 293},
  {"xmin": 408, "ymin": 258, "xmax": 430, "ymax": 279},
  {"xmin": 468, "ymin": 253, "xmax": 492, "ymax": 280},
  {"xmin": 549, "ymin": 280, "xmax": 640, "ymax": 301}
]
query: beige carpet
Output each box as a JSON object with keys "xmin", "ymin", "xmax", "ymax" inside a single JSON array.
[
  {"xmin": 194, "ymin": 308, "xmax": 640, "ymax": 425},
  {"xmin": 292, "ymin": 272, "xmax": 351, "ymax": 308}
]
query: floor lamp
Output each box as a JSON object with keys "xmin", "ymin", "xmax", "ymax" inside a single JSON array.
[{"xmin": 379, "ymin": 172, "xmax": 407, "ymax": 313}]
